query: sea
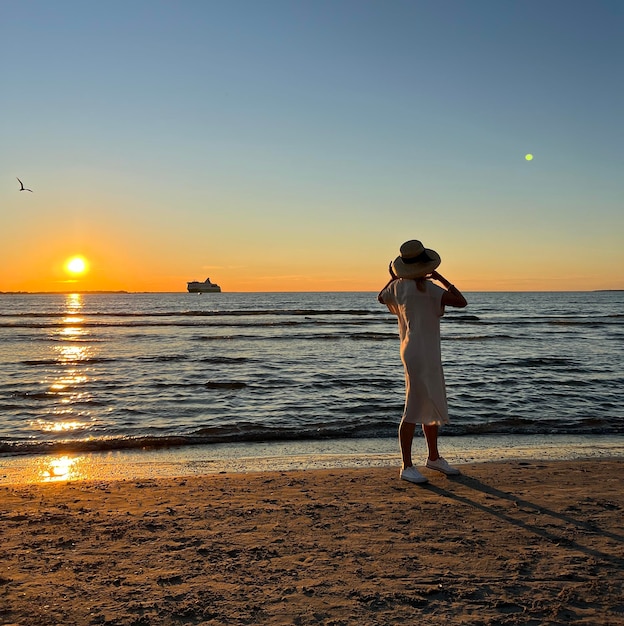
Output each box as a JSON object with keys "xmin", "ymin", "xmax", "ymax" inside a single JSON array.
[{"xmin": 1, "ymin": 291, "xmax": 623, "ymax": 481}]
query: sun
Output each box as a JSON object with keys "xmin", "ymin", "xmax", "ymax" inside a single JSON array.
[{"xmin": 64, "ymin": 256, "xmax": 89, "ymax": 276}]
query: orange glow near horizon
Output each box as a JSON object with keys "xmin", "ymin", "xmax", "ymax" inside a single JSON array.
[
  {"xmin": 0, "ymin": 248, "xmax": 621, "ymax": 293},
  {"xmin": 3, "ymin": 272, "xmax": 623, "ymax": 293}
]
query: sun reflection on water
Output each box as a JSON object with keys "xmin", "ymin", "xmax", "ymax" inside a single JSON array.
[
  {"xmin": 59, "ymin": 295, "xmax": 86, "ymax": 338},
  {"xmin": 60, "ymin": 323, "xmax": 86, "ymax": 339},
  {"xmin": 66, "ymin": 293, "xmax": 82, "ymax": 313},
  {"xmin": 34, "ymin": 419, "xmax": 89, "ymax": 432},
  {"xmin": 34, "ymin": 293, "xmax": 97, "ymax": 438},
  {"xmin": 58, "ymin": 344, "xmax": 90, "ymax": 362},
  {"xmin": 50, "ymin": 374, "xmax": 89, "ymax": 391}
]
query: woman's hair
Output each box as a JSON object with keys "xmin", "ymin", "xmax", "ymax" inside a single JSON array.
[{"xmin": 415, "ymin": 277, "xmax": 427, "ymax": 292}]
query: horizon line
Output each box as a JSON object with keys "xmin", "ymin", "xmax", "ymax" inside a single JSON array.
[{"xmin": 1, "ymin": 289, "xmax": 622, "ymax": 295}]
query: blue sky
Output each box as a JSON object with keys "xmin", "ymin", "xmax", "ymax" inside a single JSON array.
[{"xmin": 2, "ymin": 0, "xmax": 622, "ymax": 291}]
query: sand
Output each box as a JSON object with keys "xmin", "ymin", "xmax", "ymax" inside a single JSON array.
[{"xmin": 1, "ymin": 459, "xmax": 623, "ymax": 625}]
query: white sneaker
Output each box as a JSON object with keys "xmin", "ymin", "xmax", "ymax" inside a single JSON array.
[
  {"xmin": 426, "ymin": 457, "xmax": 461, "ymax": 476},
  {"xmin": 400, "ymin": 466, "xmax": 429, "ymax": 484}
]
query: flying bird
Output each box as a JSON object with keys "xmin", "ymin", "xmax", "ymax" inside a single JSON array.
[{"xmin": 17, "ymin": 177, "xmax": 33, "ymax": 192}]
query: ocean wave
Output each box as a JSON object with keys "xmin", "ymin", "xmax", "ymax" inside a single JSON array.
[
  {"xmin": 0, "ymin": 320, "xmax": 388, "ymax": 331},
  {"xmin": 149, "ymin": 380, "xmax": 247, "ymax": 390},
  {"xmin": 498, "ymin": 318, "xmax": 621, "ymax": 327},
  {"xmin": 449, "ymin": 315, "xmax": 481, "ymax": 322},
  {"xmin": 2, "ymin": 418, "xmax": 623, "ymax": 456},
  {"xmin": 204, "ymin": 381, "xmax": 247, "ymax": 390},
  {"xmin": 21, "ymin": 357, "xmax": 115, "ymax": 366},
  {"xmin": 192, "ymin": 332, "xmax": 397, "ymax": 341},
  {"xmin": 199, "ymin": 356, "xmax": 251, "ymax": 364},
  {"xmin": 10, "ymin": 391, "xmax": 58, "ymax": 401},
  {"xmin": 0, "ymin": 308, "xmax": 380, "ymax": 319},
  {"xmin": 135, "ymin": 354, "xmax": 190, "ymax": 363},
  {"xmin": 508, "ymin": 357, "xmax": 580, "ymax": 368},
  {"xmin": 3, "ymin": 317, "xmax": 618, "ymax": 332},
  {"xmin": 445, "ymin": 334, "xmax": 515, "ymax": 341}
]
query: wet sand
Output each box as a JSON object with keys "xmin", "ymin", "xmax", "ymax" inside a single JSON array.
[
  {"xmin": 1, "ymin": 459, "xmax": 623, "ymax": 625},
  {"xmin": 2, "ymin": 433, "xmax": 624, "ymax": 485}
]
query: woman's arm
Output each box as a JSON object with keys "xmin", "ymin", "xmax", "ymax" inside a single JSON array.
[
  {"xmin": 429, "ymin": 270, "xmax": 467, "ymax": 308},
  {"xmin": 378, "ymin": 262, "xmax": 398, "ymax": 303},
  {"xmin": 377, "ymin": 279, "xmax": 396, "ymax": 303}
]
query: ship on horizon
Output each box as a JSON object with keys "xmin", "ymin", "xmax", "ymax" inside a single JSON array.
[{"xmin": 187, "ymin": 278, "xmax": 222, "ymax": 293}]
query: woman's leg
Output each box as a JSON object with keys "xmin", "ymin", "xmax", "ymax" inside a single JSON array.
[
  {"xmin": 399, "ymin": 420, "xmax": 416, "ymax": 468},
  {"xmin": 422, "ymin": 423, "xmax": 440, "ymax": 461}
]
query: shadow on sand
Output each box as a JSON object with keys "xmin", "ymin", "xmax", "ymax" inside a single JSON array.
[{"xmin": 419, "ymin": 472, "xmax": 624, "ymax": 568}]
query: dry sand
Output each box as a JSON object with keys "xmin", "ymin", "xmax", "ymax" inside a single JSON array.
[{"xmin": 1, "ymin": 459, "xmax": 623, "ymax": 625}]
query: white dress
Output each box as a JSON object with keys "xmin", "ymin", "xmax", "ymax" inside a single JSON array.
[{"xmin": 380, "ymin": 279, "xmax": 449, "ymax": 425}]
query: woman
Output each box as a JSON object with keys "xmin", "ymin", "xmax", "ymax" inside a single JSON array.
[{"xmin": 378, "ymin": 240, "xmax": 467, "ymax": 484}]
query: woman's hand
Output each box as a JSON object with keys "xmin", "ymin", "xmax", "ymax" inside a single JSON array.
[
  {"xmin": 430, "ymin": 270, "xmax": 455, "ymax": 291},
  {"xmin": 379, "ymin": 263, "xmax": 398, "ymax": 303}
]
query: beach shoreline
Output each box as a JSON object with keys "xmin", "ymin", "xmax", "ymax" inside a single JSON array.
[
  {"xmin": 2, "ymin": 433, "xmax": 624, "ymax": 486},
  {"xmin": 1, "ymin": 459, "xmax": 622, "ymax": 625}
]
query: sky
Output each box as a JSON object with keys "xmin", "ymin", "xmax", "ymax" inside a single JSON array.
[{"xmin": 2, "ymin": 0, "xmax": 622, "ymax": 292}]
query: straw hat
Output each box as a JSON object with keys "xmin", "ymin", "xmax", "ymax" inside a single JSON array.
[{"xmin": 392, "ymin": 240, "xmax": 441, "ymax": 279}]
